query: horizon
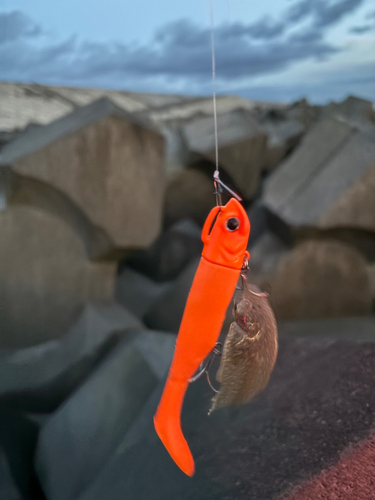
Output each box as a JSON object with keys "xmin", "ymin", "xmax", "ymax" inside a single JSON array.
[{"xmin": 1, "ymin": 79, "xmax": 373, "ymax": 108}]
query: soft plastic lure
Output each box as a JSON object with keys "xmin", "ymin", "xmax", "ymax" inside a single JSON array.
[{"xmin": 154, "ymin": 197, "xmax": 250, "ymax": 476}]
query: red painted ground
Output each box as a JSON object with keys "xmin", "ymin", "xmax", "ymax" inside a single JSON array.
[{"xmin": 283, "ymin": 435, "xmax": 375, "ymax": 500}]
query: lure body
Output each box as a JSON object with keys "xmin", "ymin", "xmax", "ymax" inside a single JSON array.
[
  {"xmin": 210, "ymin": 276, "xmax": 278, "ymax": 413},
  {"xmin": 154, "ymin": 198, "xmax": 250, "ymax": 476}
]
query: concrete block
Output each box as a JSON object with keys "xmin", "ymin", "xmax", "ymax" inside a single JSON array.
[
  {"xmin": 144, "ymin": 257, "xmax": 200, "ymax": 332},
  {"xmin": 0, "ymin": 404, "xmax": 40, "ymax": 500},
  {"xmin": 0, "ymin": 97, "xmax": 166, "ymax": 255},
  {"xmin": 265, "ymin": 240, "xmax": 372, "ymax": 321},
  {"xmin": 127, "ymin": 218, "xmax": 203, "ymax": 282},
  {"xmin": 164, "ymin": 168, "xmax": 216, "ymax": 227},
  {"xmin": 0, "ymin": 206, "xmax": 116, "ymax": 348},
  {"xmin": 35, "ymin": 330, "xmax": 175, "ymax": 500},
  {"xmin": 0, "ymin": 448, "xmax": 22, "ymax": 500},
  {"xmin": 115, "ymin": 267, "xmax": 172, "ymax": 318},
  {"xmin": 263, "ymin": 117, "xmax": 354, "ymax": 218},
  {"xmin": 0, "ymin": 303, "xmax": 142, "ymax": 412},
  {"xmin": 183, "ymin": 109, "xmax": 267, "ymax": 199}
]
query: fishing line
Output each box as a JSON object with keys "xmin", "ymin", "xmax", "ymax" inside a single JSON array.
[
  {"xmin": 208, "ymin": 0, "xmax": 219, "ymax": 176},
  {"xmin": 208, "ymin": 0, "xmax": 242, "ymax": 205}
]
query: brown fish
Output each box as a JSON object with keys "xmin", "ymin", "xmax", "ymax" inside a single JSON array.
[{"xmin": 209, "ymin": 274, "xmax": 278, "ymax": 413}]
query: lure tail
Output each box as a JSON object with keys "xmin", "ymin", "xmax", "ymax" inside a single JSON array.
[{"xmin": 154, "ymin": 378, "xmax": 193, "ymax": 476}]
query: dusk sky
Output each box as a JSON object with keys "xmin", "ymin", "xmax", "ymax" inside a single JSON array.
[{"xmin": 0, "ymin": 0, "xmax": 374, "ymax": 103}]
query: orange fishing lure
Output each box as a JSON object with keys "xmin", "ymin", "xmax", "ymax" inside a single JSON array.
[{"xmin": 154, "ymin": 197, "xmax": 251, "ymax": 476}]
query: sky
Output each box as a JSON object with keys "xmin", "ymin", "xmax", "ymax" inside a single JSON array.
[{"xmin": 0, "ymin": 0, "xmax": 374, "ymax": 104}]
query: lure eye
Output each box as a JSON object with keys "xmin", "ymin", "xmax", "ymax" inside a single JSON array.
[{"xmin": 226, "ymin": 217, "xmax": 240, "ymax": 231}]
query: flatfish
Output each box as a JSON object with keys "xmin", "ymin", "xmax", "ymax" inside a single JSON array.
[{"xmin": 210, "ymin": 274, "xmax": 278, "ymax": 413}]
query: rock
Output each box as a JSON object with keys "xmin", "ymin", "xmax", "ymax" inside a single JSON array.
[
  {"xmin": 317, "ymin": 161, "xmax": 375, "ymax": 232},
  {"xmin": 263, "ymin": 118, "xmax": 375, "ymax": 240},
  {"xmin": 263, "ymin": 118, "xmax": 305, "ymax": 172},
  {"xmin": 183, "ymin": 109, "xmax": 267, "ymax": 199},
  {"xmin": 246, "ymin": 200, "xmax": 268, "ymax": 248},
  {"xmin": 35, "ymin": 330, "xmax": 175, "ymax": 500},
  {"xmin": 163, "ymin": 168, "xmax": 216, "ymax": 227},
  {"xmin": 0, "ymin": 303, "xmax": 142, "ymax": 412},
  {"xmin": 319, "ymin": 95, "xmax": 375, "ymax": 127},
  {"xmin": 0, "ymin": 205, "xmax": 116, "ymax": 348},
  {"xmin": 264, "ymin": 240, "xmax": 372, "ymax": 321},
  {"xmin": 249, "ymin": 231, "xmax": 289, "ymax": 277},
  {"xmin": 0, "ymin": 448, "xmax": 22, "ymax": 500},
  {"xmin": 0, "ymin": 97, "xmax": 165, "ymax": 256},
  {"xmin": 263, "ymin": 117, "xmax": 354, "ymax": 226},
  {"xmin": 76, "ymin": 336, "xmax": 375, "ymax": 500},
  {"xmin": 284, "ymin": 126, "xmax": 375, "ymax": 228},
  {"xmin": 286, "ymin": 98, "xmax": 318, "ymax": 128},
  {"xmin": 127, "ymin": 218, "xmax": 203, "ymax": 282},
  {"xmin": 0, "ymin": 404, "xmax": 41, "ymax": 500},
  {"xmin": 144, "ymin": 94, "xmax": 272, "ymax": 125},
  {"xmin": 252, "ymin": 98, "xmax": 316, "ymax": 173},
  {"xmin": 1, "ymin": 82, "xmax": 260, "ymax": 136},
  {"xmin": 144, "ymin": 257, "xmax": 200, "ymax": 332},
  {"xmin": 171, "ymin": 217, "xmax": 202, "ymax": 239},
  {"xmin": 115, "ymin": 267, "xmax": 172, "ymax": 318},
  {"xmin": 278, "ymin": 316, "xmax": 375, "ymax": 342},
  {"xmin": 368, "ymin": 263, "xmax": 375, "ymax": 311},
  {"xmin": 161, "ymin": 125, "xmax": 191, "ymax": 175}
]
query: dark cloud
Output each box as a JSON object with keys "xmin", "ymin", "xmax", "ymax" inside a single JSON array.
[
  {"xmin": 313, "ymin": 0, "xmax": 364, "ymax": 27},
  {"xmin": 0, "ymin": 0, "xmax": 369, "ymax": 96},
  {"xmin": 286, "ymin": 0, "xmax": 313, "ymax": 23},
  {"xmin": 350, "ymin": 24, "xmax": 373, "ymax": 33},
  {"xmin": 286, "ymin": 0, "xmax": 365, "ymax": 27},
  {"xmin": 220, "ymin": 18, "xmax": 285, "ymax": 40},
  {"xmin": 0, "ymin": 16, "xmax": 336, "ymax": 85},
  {"xmin": 0, "ymin": 11, "xmax": 41, "ymax": 44}
]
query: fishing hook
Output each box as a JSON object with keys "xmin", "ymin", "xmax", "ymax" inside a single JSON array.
[
  {"xmin": 236, "ymin": 270, "xmax": 269, "ymax": 298},
  {"xmin": 235, "ymin": 255, "xmax": 249, "ymax": 290},
  {"xmin": 189, "ymin": 342, "xmax": 222, "ymax": 393}
]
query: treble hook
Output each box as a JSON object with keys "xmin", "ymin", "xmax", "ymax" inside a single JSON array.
[{"xmin": 189, "ymin": 342, "xmax": 222, "ymax": 393}]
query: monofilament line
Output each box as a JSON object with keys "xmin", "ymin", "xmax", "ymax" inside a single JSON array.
[{"xmin": 209, "ymin": 0, "xmax": 219, "ymax": 175}]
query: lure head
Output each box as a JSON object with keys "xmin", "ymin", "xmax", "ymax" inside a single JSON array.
[{"xmin": 201, "ymin": 198, "xmax": 250, "ymax": 269}]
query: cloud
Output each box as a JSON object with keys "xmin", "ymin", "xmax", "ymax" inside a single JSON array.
[
  {"xmin": 286, "ymin": 0, "xmax": 365, "ymax": 27},
  {"xmin": 313, "ymin": 0, "xmax": 364, "ymax": 27},
  {"xmin": 0, "ymin": 12, "xmax": 337, "ymax": 86},
  {"xmin": 0, "ymin": 0, "xmax": 369, "ymax": 96},
  {"xmin": 0, "ymin": 11, "xmax": 41, "ymax": 44},
  {"xmin": 350, "ymin": 24, "xmax": 373, "ymax": 33},
  {"xmin": 219, "ymin": 18, "xmax": 285, "ymax": 40}
]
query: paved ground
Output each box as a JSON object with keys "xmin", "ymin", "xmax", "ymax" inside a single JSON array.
[{"xmin": 80, "ymin": 336, "xmax": 375, "ymax": 500}]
